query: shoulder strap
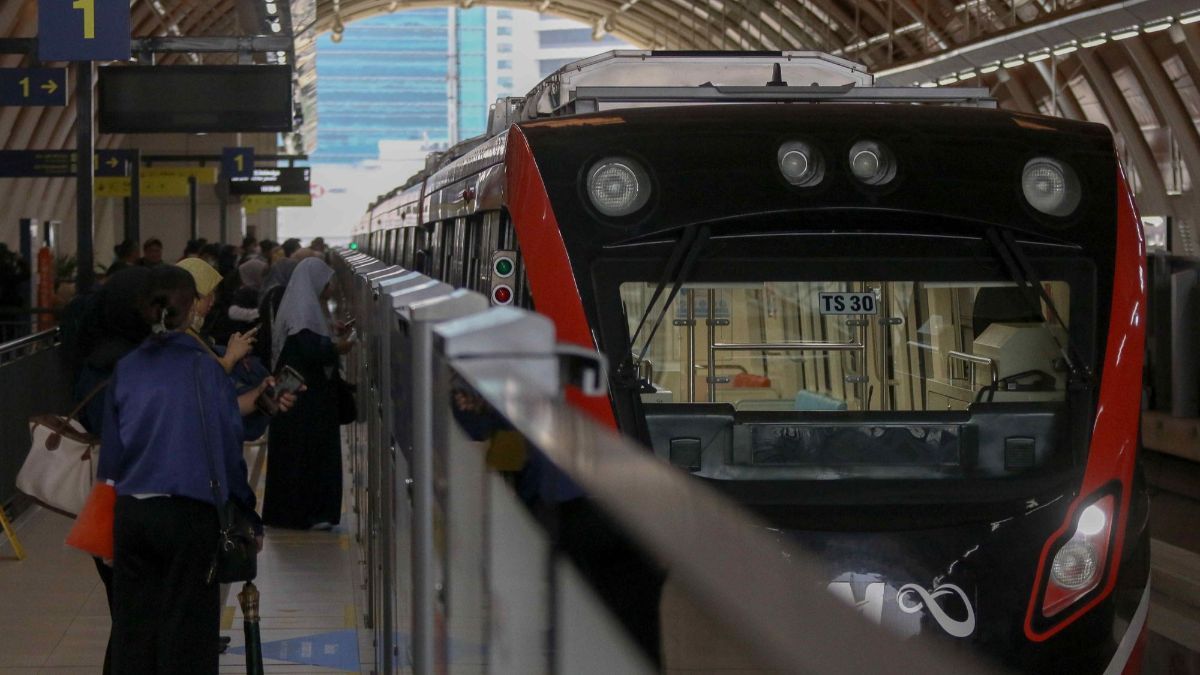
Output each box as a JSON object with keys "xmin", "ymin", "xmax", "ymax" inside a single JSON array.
[
  {"xmin": 192, "ymin": 356, "xmax": 230, "ymax": 532},
  {"xmin": 67, "ymin": 378, "xmax": 111, "ymax": 421}
]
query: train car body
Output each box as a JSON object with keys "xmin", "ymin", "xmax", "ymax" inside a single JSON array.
[{"xmin": 353, "ymin": 51, "xmax": 1149, "ymax": 674}]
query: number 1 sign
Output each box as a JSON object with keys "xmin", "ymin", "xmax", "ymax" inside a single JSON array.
[{"xmin": 38, "ymin": 0, "xmax": 130, "ymax": 62}]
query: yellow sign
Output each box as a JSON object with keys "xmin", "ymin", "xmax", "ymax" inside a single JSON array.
[
  {"xmin": 93, "ymin": 174, "xmax": 197, "ymax": 198},
  {"xmin": 142, "ymin": 166, "xmax": 218, "ymax": 185},
  {"xmin": 242, "ymin": 194, "xmax": 312, "ymax": 213},
  {"xmin": 95, "ymin": 176, "xmax": 130, "ymax": 198}
]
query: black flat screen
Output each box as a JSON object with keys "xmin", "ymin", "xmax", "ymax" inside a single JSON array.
[{"xmin": 99, "ymin": 65, "xmax": 293, "ymax": 133}]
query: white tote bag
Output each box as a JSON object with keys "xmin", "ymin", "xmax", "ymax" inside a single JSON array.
[{"xmin": 15, "ymin": 384, "xmax": 105, "ymax": 517}]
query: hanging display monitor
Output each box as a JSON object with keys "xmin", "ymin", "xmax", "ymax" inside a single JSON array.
[
  {"xmin": 98, "ymin": 65, "xmax": 293, "ymax": 133},
  {"xmin": 229, "ymin": 167, "xmax": 310, "ymax": 195}
]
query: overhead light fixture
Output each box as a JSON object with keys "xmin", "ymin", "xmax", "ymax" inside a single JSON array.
[
  {"xmin": 1026, "ymin": 49, "xmax": 1051, "ymax": 63},
  {"xmin": 1080, "ymin": 34, "xmax": 1107, "ymax": 48},
  {"xmin": 1181, "ymin": 9, "xmax": 1200, "ymax": 25},
  {"xmin": 1142, "ymin": 18, "xmax": 1173, "ymax": 33},
  {"xmin": 1052, "ymin": 41, "xmax": 1078, "ymax": 56},
  {"xmin": 919, "ymin": 81, "xmax": 938, "ymax": 88},
  {"xmin": 937, "ymin": 75, "xmax": 959, "ymax": 85},
  {"xmin": 269, "ymin": 20, "xmax": 281, "ymax": 33},
  {"xmin": 1003, "ymin": 55, "xmax": 1026, "ymax": 68},
  {"xmin": 980, "ymin": 61, "xmax": 1001, "ymax": 74},
  {"xmin": 265, "ymin": 2, "xmax": 277, "ymax": 15},
  {"xmin": 1111, "ymin": 26, "xmax": 1140, "ymax": 40},
  {"xmin": 958, "ymin": 69, "xmax": 977, "ymax": 79}
]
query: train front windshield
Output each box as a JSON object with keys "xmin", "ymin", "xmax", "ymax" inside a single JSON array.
[
  {"xmin": 623, "ymin": 280, "xmax": 1074, "ymax": 412},
  {"xmin": 613, "ymin": 261, "xmax": 1096, "ymax": 489}
]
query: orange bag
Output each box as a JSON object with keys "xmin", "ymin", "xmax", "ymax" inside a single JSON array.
[{"xmin": 65, "ymin": 483, "xmax": 116, "ymax": 560}]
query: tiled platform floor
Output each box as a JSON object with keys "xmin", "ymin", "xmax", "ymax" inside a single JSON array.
[{"xmin": 0, "ymin": 443, "xmax": 371, "ymax": 674}]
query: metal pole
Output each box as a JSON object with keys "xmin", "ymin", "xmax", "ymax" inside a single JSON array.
[
  {"xmin": 188, "ymin": 175, "xmax": 199, "ymax": 241},
  {"xmin": 126, "ymin": 149, "xmax": 140, "ymax": 244},
  {"xmin": 75, "ymin": 62, "xmax": 95, "ymax": 294},
  {"xmin": 411, "ymin": 320, "xmax": 435, "ymax": 675},
  {"xmin": 219, "ymin": 192, "xmax": 228, "ymax": 245}
]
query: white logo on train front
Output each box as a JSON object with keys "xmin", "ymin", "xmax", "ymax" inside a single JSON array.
[
  {"xmin": 897, "ymin": 582, "xmax": 976, "ymax": 638},
  {"xmin": 826, "ymin": 580, "xmax": 976, "ymax": 638}
]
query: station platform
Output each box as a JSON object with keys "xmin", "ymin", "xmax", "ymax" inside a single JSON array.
[{"xmin": 0, "ymin": 442, "xmax": 370, "ymax": 674}]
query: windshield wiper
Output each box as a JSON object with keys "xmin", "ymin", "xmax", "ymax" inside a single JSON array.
[
  {"xmin": 622, "ymin": 225, "xmax": 711, "ymax": 381},
  {"xmin": 984, "ymin": 227, "xmax": 1093, "ymax": 390}
]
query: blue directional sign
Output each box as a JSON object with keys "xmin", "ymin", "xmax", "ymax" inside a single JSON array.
[
  {"xmin": 38, "ymin": 0, "xmax": 131, "ymax": 62},
  {"xmin": 0, "ymin": 150, "xmax": 78, "ymax": 178},
  {"xmin": 222, "ymin": 147, "xmax": 254, "ymax": 179},
  {"xmin": 95, "ymin": 149, "xmax": 134, "ymax": 177},
  {"xmin": 0, "ymin": 68, "xmax": 68, "ymax": 107}
]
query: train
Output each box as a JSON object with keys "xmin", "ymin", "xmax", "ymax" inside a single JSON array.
[{"xmin": 352, "ymin": 51, "xmax": 1149, "ymax": 673}]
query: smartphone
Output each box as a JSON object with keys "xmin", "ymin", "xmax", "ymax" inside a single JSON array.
[
  {"xmin": 342, "ymin": 317, "xmax": 357, "ymax": 332},
  {"xmin": 244, "ymin": 322, "xmax": 262, "ymax": 337},
  {"xmin": 274, "ymin": 365, "xmax": 306, "ymax": 397}
]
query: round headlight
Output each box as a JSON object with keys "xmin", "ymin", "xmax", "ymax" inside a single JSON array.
[
  {"xmin": 587, "ymin": 157, "xmax": 651, "ymax": 217},
  {"xmin": 778, "ymin": 141, "xmax": 824, "ymax": 187},
  {"xmin": 1050, "ymin": 539, "xmax": 1098, "ymax": 590},
  {"xmin": 848, "ymin": 140, "xmax": 896, "ymax": 186},
  {"xmin": 1022, "ymin": 157, "xmax": 1081, "ymax": 217}
]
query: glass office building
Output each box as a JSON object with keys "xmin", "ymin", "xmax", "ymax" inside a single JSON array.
[{"xmin": 312, "ymin": 8, "xmax": 490, "ymax": 164}]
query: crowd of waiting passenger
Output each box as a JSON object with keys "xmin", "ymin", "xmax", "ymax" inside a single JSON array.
[{"xmin": 61, "ymin": 234, "xmax": 355, "ymax": 674}]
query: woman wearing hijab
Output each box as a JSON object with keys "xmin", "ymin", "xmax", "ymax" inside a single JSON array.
[
  {"xmin": 254, "ymin": 257, "xmax": 298, "ymax": 366},
  {"xmin": 262, "ymin": 257, "xmax": 355, "ymax": 530},
  {"xmin": 98, "ymin": 266, "xmax": 261, "ymax": 675}
]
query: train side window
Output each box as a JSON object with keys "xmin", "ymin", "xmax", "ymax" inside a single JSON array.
[
  {"xmin": 464, "ymin": 214, "xmax": 486, "ymax": 291},
  {"xmin": 384, "ymin": 229, "xmax": 395, "ymax": 265},
  {"xmin": 441, "ymin": 221, "xmax": 455, "ymax": 283}
]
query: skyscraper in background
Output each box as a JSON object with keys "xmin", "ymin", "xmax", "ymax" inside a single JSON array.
[{"xmin": 281, "ymin": 8, "xmax": 630, "ymax": 241}]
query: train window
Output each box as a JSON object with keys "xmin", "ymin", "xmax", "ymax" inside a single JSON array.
[
  {"xmin": 621, "ymin": 280, "xmax": 1072, "ymax": 412},
  {"xmin": 402, "ymin": 228, "xmax": 414, "ymax": 269}
]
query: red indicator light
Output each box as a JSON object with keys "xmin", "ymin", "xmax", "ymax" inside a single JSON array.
[{"xmin": 493, "ymin": 285, "xmax": 513, "ymax": 305}]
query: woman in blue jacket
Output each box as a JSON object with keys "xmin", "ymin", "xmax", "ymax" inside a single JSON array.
[{"xmin": 97, "ymin": 266, "xmax": 261, "ymax": 675}]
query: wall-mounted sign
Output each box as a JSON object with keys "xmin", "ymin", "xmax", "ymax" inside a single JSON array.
[
  {"xmin": 0, "ymin": 68, "xmax": 68, "ymax": 107},
  {"xmin": 229, "ymin": 167, "xmax": 310, "ymax": 196}
]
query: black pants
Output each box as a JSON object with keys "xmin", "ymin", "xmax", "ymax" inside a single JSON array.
[
  {"xmin": 92, "ymin": 557, "xmax": 113, "ymax": 675},
  {"xmin": 112, "ymin": 496, "xmax": 220, "ymax": 675}
]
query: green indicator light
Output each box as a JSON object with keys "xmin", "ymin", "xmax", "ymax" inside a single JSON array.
[
  {"xmin": 349, "ymin": 242, "xmax": 359, "ymax": 250},
  {"xmin": 495, "ymin": 258, "xmax": 513, "ymax": 276}
]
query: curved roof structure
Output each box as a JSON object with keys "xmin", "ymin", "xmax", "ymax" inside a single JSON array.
[{"xmin": 1, "ymin": 0, "xmax": 1198, "ymax": 251}]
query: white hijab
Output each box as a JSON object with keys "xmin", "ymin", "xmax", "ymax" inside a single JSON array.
[{"xmin": 271, "ymin": 257, "xmax": 334, "ymax": 369}]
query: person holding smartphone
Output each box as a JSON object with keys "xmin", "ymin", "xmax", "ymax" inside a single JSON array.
[{"xmin": 262, "ymin": 257, "xmax": 355, "ymax": 530}]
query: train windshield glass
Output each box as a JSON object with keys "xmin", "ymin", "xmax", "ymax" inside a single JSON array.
[{"xmin": 622, "ymin": 280, "xmax": 1073, "ymax": 411}]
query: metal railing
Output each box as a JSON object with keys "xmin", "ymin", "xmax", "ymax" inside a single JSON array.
[{"xmin": 333, "ymin": 249, "xmax": 1001, "ymax": 675}]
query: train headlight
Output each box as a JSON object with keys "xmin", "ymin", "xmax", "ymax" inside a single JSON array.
[
  {"xmin": 586, "ymin": 157, "xmax": 651, "ymax": 217},
  {"xmin": 848, "ymin": 140, "xmax": 896, "ymax": 186},
  {"xmin": 1041, "ymin": 494, "xmax": 1115, "ymax": 617},
  {"xmin": 1050, "ymin": 540, "xmax": 1099, "ymax": 589},
  {"xmin": 1022, "ymin": 157, "xmax": 1081, "ymax": 217},
  {"xmin": 778, "ymin": 141, "xmax": 824, "ymax": 187}
]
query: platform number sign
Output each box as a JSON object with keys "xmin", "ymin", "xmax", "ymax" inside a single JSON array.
[
  {"xmin": 37, "ymin": 0, "xmax": 131, "ymax": 62},
  {"xmin": 818, "ymin": 292, "xmax": 878, "ymax": 315},
  {"xmin": 0, "ymin": 69, "xmax": 68, "ymax": 107},
  {"xmin": 222, "ymin": 147, "xmax": 254, "ymax": 179}
]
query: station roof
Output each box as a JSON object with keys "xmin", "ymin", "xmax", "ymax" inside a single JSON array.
[{"xmin": 1, "ymin": 0, "xmax": 1197, "ymax": 241}]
